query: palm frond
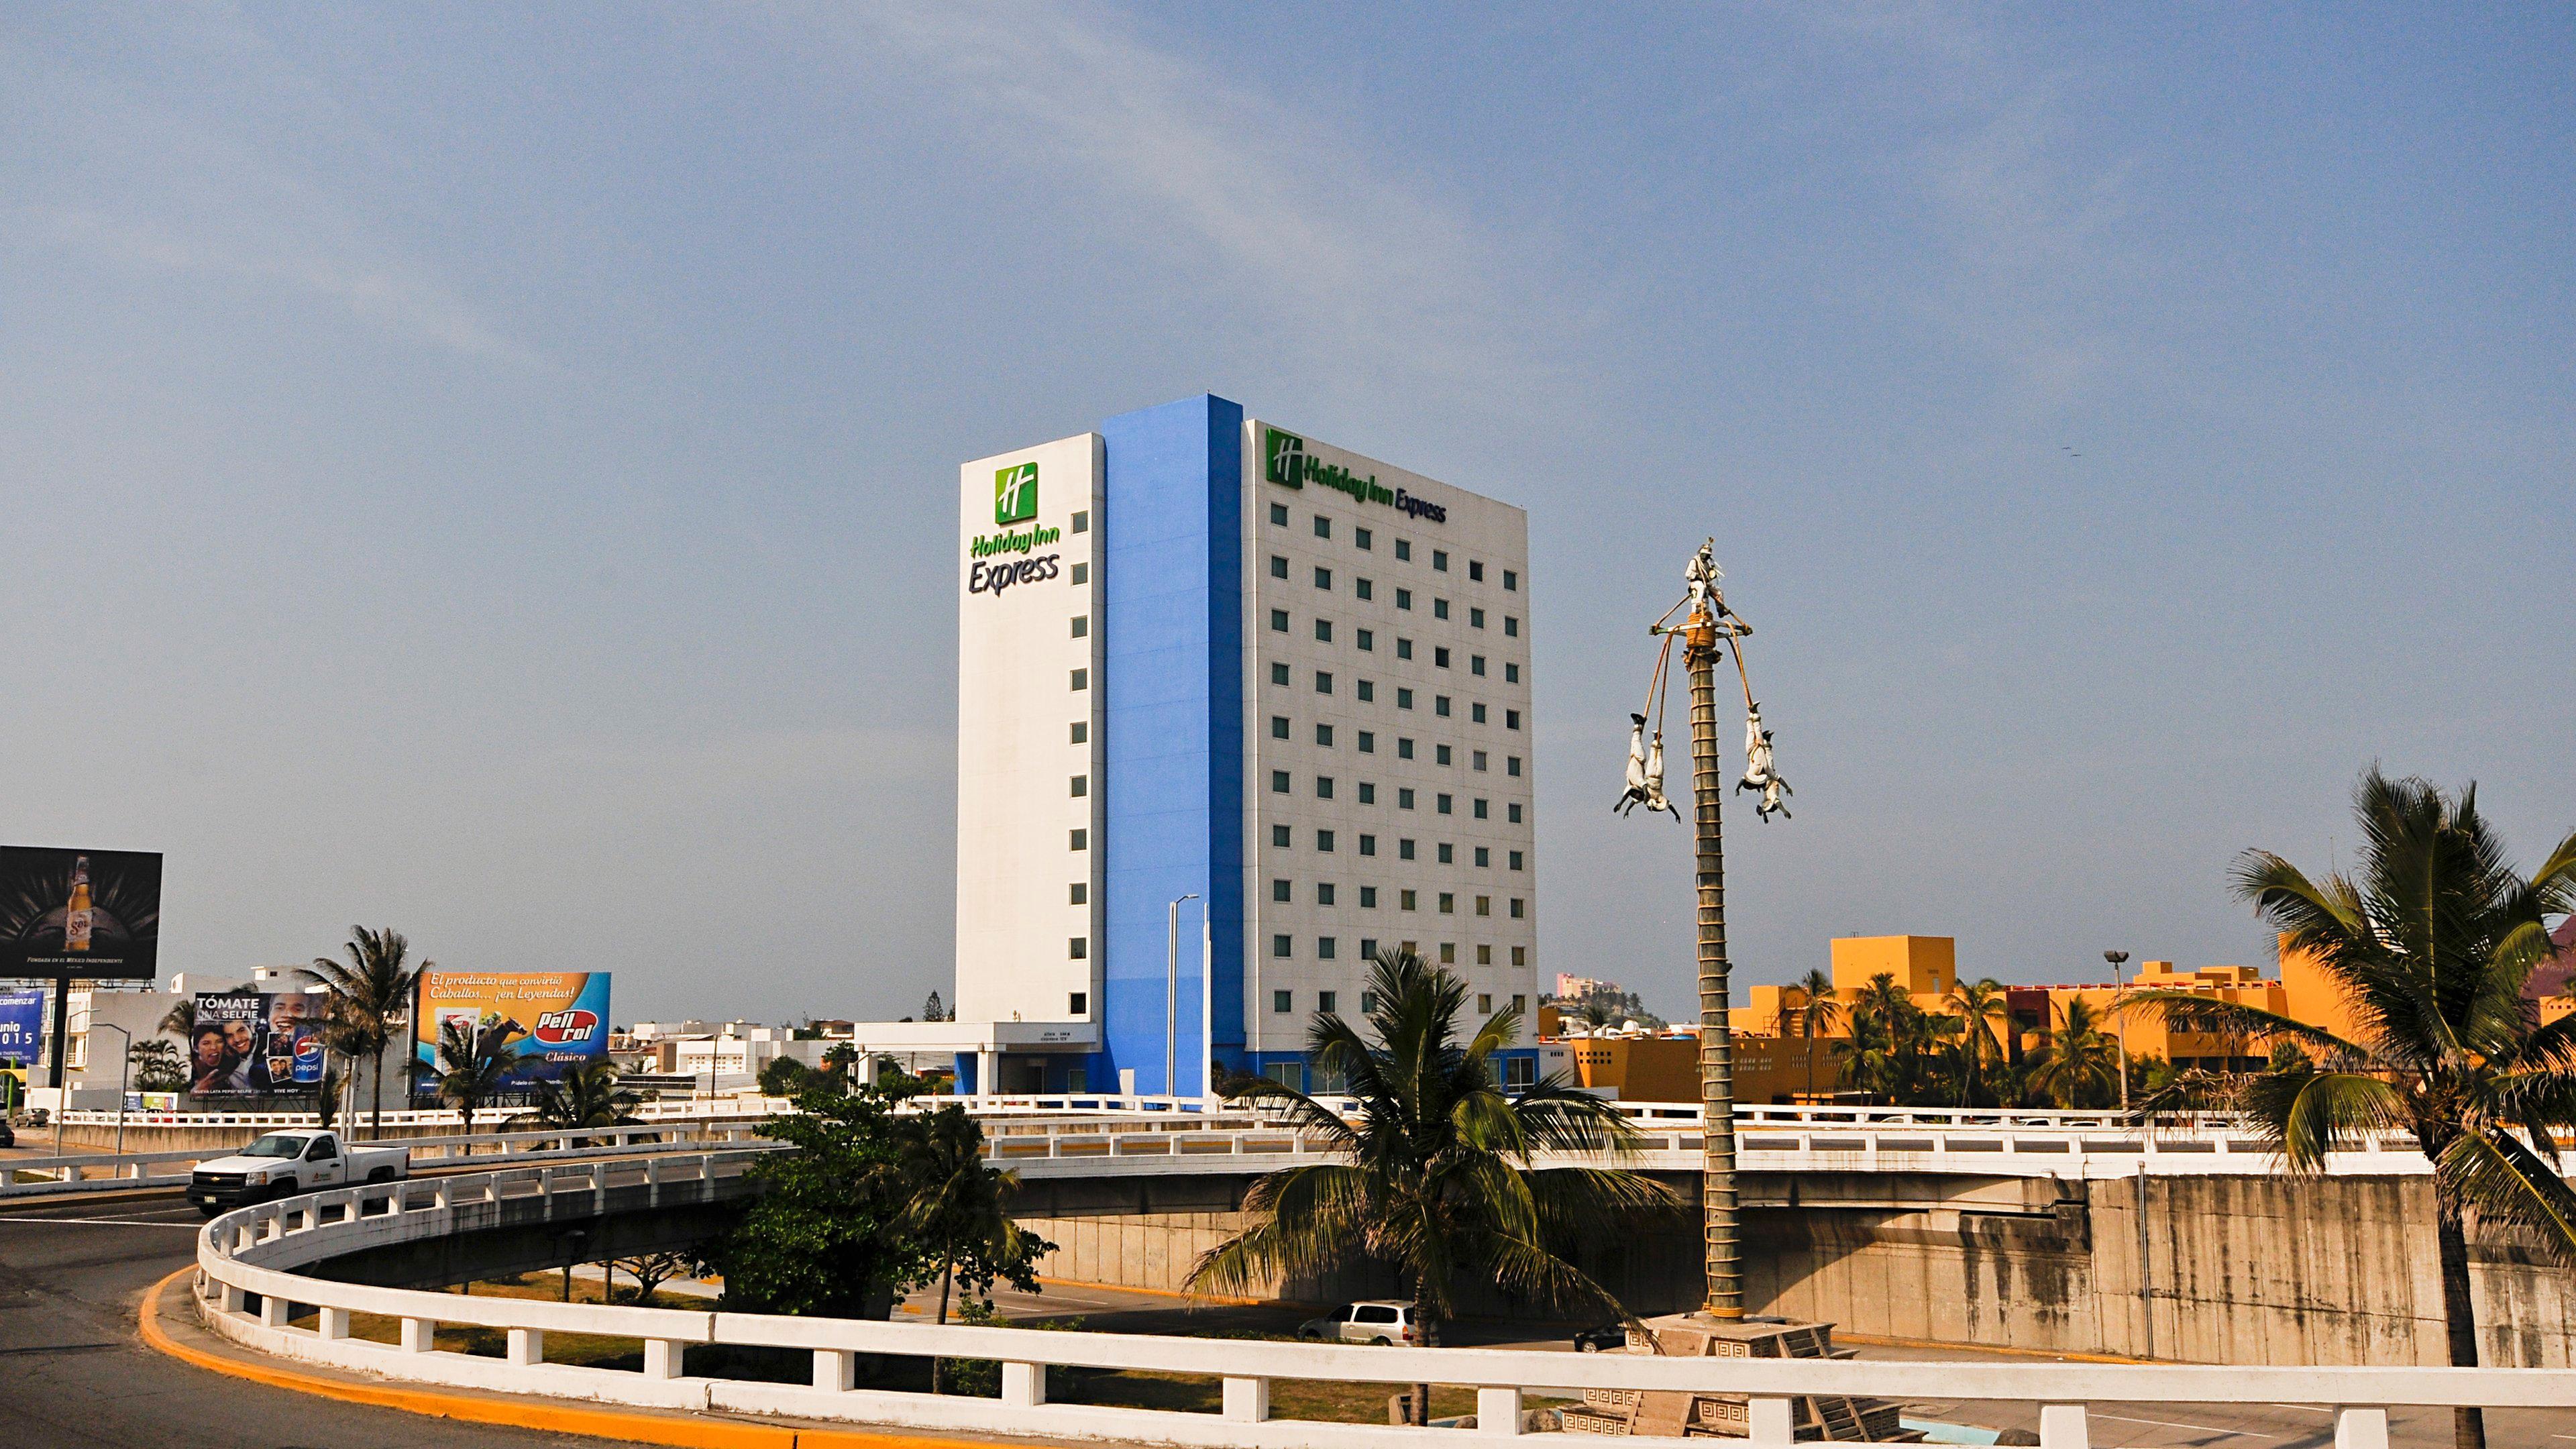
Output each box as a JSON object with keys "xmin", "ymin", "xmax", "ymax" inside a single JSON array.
[{"xmin": 2436, "ymin": 1128, "xmax": 2576, "ymax": 1267}]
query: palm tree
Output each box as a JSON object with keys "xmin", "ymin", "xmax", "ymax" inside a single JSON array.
[
  {"xmin": 305, "ymin": 926, "xmax": 427, "ymax": 1139},
  {"xmin": 2130, "ymin": 769, "xmax": 2576, "ymax": 1449},
  {"xmin": 1945, "ymin": 977, "xmax": 2011, "ymax": 1108},
  {"xmin": 2023, "ymin": 996, "xmax": 2122, "ymax": 1108},
  {"xmin": 1187, "ymin": 950, "xmax": 1678, "ymax": 1426},
  {"xmin": 419, "ymin": 1019, "xmax": 522, "ymax": 1139},
  {"xmin": 156, "ymin": 996, "xmax": 196, "ymax": 1043},
  {"xmin": 1782, "ymin": 969, "xmax": 1843, "ymax": 1101},
  {"xmin": 894, "ymin": 1104, "xmax": 1052, "ymax": 1392},
  {"xmin": 509, "ymin": 1061, "xmax": 641, "ymax": 1144},
  {"xmin": 1841, "ymin": 972, "xmax": 1925, "ymax": 1102}
]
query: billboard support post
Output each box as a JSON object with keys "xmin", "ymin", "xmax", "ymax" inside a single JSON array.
[{"xmin": 48, "ymin": 974, "xmax": 70, "ymax": 1155}]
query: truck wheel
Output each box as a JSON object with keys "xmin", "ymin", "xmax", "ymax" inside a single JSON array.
[
  {"xmin": 270, "ymin": 1177, "xmax": 297, "ymax": 1199},
  {"xmin": 367, "ymin": 1167, "xmax": 395, "ymax": 1183}
]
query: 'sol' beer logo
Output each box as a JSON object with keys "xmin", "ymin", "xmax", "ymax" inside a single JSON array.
[
  {"xmin": 1264, "ymin": 427, "xmax": 1305, "ymax": 488},
  {"xmin": 533, "ymin": 1009, "xmax": 598, "ymax": 1045},
  {"xmin": 994, "ymin": 462, "xmax": 1039, "ymax": 525}
]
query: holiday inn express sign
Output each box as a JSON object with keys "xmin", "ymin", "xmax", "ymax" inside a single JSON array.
[{"xmin": 1262, "ymin": 425, "xmax": 1446, "ymax": 524}]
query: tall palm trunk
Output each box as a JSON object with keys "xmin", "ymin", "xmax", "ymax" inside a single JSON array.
[
  {"xmin": 2432, "ymin": 1193, "xmax": 2487, "ymax": 1449},
  {"xmin": 370, "ymin": 1036, "xmax": 386, "ymax": 1140},
  {"xmin": 1411, "ymin": 1272, "xmax": 1436, "ymax": 1426},
  {"xmin": 931, "ymin": 1257, "xmax": 955, "ymax": 1393}
]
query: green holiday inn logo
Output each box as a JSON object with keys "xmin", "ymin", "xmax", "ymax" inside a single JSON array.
[
  {"xmin": 1263, "ymin": 427, "xmax": 1306, "ymax": 488},
  {"xmin": 994, "ymin": 461, "xmax": 1039, "ymax": 525},
  {"xmin": 1260, "ymin": 424, "xmax": 1428, "ymax": 517}
]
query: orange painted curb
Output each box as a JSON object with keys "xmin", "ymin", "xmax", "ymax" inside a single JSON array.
[{"xmin": 136, "ymin": 1267, "xmax": 1031, "ymax": 1449}]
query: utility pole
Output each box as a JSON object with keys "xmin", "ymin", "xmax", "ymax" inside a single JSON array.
[{"xmin": 2104, "ymin": 949, "xmax": 2131, "ymax": 1110}]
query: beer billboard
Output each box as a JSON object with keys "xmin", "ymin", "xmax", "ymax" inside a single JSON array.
[
  {"xmin": 411, "ymin": 971, "xmax": 610, "ymax": 1092},
  {"xmin": 0, "ymin": 847, "xmax": 162, "ymax": 979},
  {"xmin": 186, "ymin": 990, "xmax": 329, "ymax": 1097},
  {"xmin": 0, "ymin": 988, "xmax": 44, "ymax": 1068}
]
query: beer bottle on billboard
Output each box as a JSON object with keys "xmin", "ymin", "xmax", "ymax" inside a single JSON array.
[{"xmin": 64, "ymin": 856, "xmax": 93, "ymax": 953}]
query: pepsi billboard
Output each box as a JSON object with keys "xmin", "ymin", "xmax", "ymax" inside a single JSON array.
[
  {"xmin": 186, "ymin": 991, "xmax": 329, "ymax": 1097},
  {"xmin": 411, "ymin": 971, "xmax": 611, "ymax": 1092}
]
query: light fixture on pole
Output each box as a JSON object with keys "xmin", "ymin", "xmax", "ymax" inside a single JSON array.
[
  {"xmin": 1199, "ymin": 902, "xmax": 1215, "ymax": 1109},
  {"xmin": 2104, "ymin": 949, "xmax": 2131, "ymax": 1110},
  {"xmin": 1167, "ymin": 893, "xmax": 1199, "ymax": 1100},
  {"xmin": 95, "ymin": 1022, "xmax": 131, "ymax": 1159}
]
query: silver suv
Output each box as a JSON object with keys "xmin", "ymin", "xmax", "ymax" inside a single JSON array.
[{"xmin": 1296, "ymin": 1299, "xmax": 1420, "ymax": 1346}]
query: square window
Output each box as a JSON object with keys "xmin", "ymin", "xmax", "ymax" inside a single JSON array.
[
  {"xmin": 1475, "ymin": 846, "xmax": 1491, "ymax": 867},
  {"xmin": 1071, "ymin": 775, "xmax": 1089, "ymax": 798},
  {"xmin": 1071, "ymin": 720, "xmax": 1088, "ymax": 744},
  {"xmin": 1271, "ymin": 555, "xmax": 1289, "ymax": 579},
  {"xmin": 1397, "ymin": 737, "xmax": 1416, "ymax": 759},
  {"xmin": 1510, "ymin": 849, "xmax": 1525, "ymax": 870},
  {"xmin": 1313, "ymin": 515, "xmax": 1332, "ymax": 539},
  {"xmin": 1472, "ymin": 798, "xmax": 1489, "ymax": 819},
  {"xmin": 1359, "ymin": 833, "xmax": 1377, "ymax": 856},
  {"xmin": 1473, "ymin": 749, "xmax": 1489, "ymax": 771},
  {"xmin": 1436, "ymin": 744, "xmax": 1453, "ymax": 766},
  {"xmin": 1275, "ymin": 824, "xmax": 1294, "ymax": 847},
  {"xmin": 1511, "ymin": 994, "xmax": 1525, "ymax": 1014},
  {"xmin": 1438, "ymin": 891, "xmax": 1456, "ymax": 914},
  {"xmin": 1357, "ymin": 680, "xmax": 1375, "ymax": 702},
  {"xmin": 1272, "ymin": 661, "xmax": 1291, "ymax": 686},
  {"xmin": 1071, "ymin": 562, "xmax": 1089, "ymax": 585},
  {"xmin": 1270, "ymin": 501, "xmax": 1289, "ymax": 525},
  {"xmin": 1070, "ymin": 667, "xmax": 1088, "ymax": 690},
  {"xmin": 1273, "ymin": 936, "xmax": 1293, "ymax": 959},
  {"xmin": 1071, "ymin": 828, "xmax": 1088, "ymax": 850},
  {"xmin": 1071, "ymin": 881, "xmax": 1087, "ymax": 904},
  {"xmin": 1396, "ymin": 588, "xmax": 1413, "ymax": 610},
  {"xmin": 1072, "ymin": 510, "xmax": 1090, "ymax": 534},
  {"xmin": 1273, "ymin": 989, "xmax": 1292, "ymax": 1013},
  {"xmin": 1507, "ymin": 802, "xmax": 1523, "ymax": 824},
  {"xmin": 1271, "ymin": 769, "xmax": 1291, "ymax": 793},
  {"xmin": 1071, "ymin": 991, "xmax": 1089, "ymax": 1014},
  {"xmin": 1070, "ymin": 937, "xmax": 1088, "ymax": 960},
  {"xmin": 1438, "ymin": 843, "xmax": 1455, "ymax": 864},
  {"xmin": 1470, "ymin": 607, "xmax": 1486, "ymax": 629},
  {"xmin": 1271, "ymin": 715, "xmax": 1290, "ymax": 739},
  {"xmin": 1073, "ymin": 615, "xmax": 1090, "ymax": 638},
  {"xmin": 1360, "ymin": 885, "xmax": 1379, "ymax": 908},
  {"xmin": 1399, "ymin": 838, "xmax": 1417, "ymax": 861},
  {"xmin": 1356, "ymin": 527, "xmax": 1373, "ymax": 550},
  {"xmin": 1360, "ymin": 945, "xmax": 1378, "ymax": 967},
  {"xmin": 1356, "ymin": 578, "xmax": 1374, "ymax": 601},
  {"xmin": 1507, "ymin": 755, "xmax": 1523, "ymax": 777},
  {"xmin": 1477, "ymin": 991, "xmax": 1492, "ymax": 1013},
  {"xmin": 1506, "ymin": 709, "xmax": 1521, "ymax": 731},
  {"xmin": 1505, "ymin": 616, "xmax": 1520, "ymax": 638},
  {"xmin": 1440, "ymin": 942, "xmax": 1457, "ymax": 964},
  {"xmin": 1319, "ymin": 990, "xmax": 1338, "ymax": 1014},
  {"xmin": 1468, "ymin": 559, "xmax": 1485, "ymax": 582},
  {"xmin": 1396, "ymin": 539, "xmax": 1413, "ymax": 561},
  {"xmin": 1475, "ymin": 894, "xmax": 1491, "ymax": 916},
  {"xmin": 1437, "ymin": 793, "xmax": 1454, "ymax": 814},
  {"xmin": 1316, "ymin": 722, "xmax": 1335, "ymax": 747},
  {"xmin": 1400, "ymin": 888, "xmax": 1418, "ymax": 910},
  {"xmin": 1397, "ymin": 686, "xmax": 1415, "ymax": 709},
  {"xmin": 1357, "ymin": 629, "xmax": 1375, "ymax": 652},
  {"xmin": 1315, "ymin": 566, "xmax": 1333, "ymax": 590},
  {"xmin": 1471, "ymin": 703, "xmax": 1487, "ymax": 724},
  {"xmin": 1318, "ymin": 882, "xmax": 1336, "ymax": 905},
  {"xmin": 1506, "ymin": 1055, "xmax": 1534, "ymax": 1088},
  {"xmin": 1358, "ymin": 782, "xmax": 1376, "ymax": 804},
  {"xmin": 1470, "ymin": 654, "xmax": 1485, "ymax": 676},
  {"xmin": 1358, "ymin": 730, "xmax": 1376, "ymax": 753},
  {"xmin": 1317, "ymin": 829, "xmax": 1336, "ymax": 851},
  {"xmin": 1316, "ymin": 776, "xmax": 1335, "ymax": 800},
  {"xmin": 1434, "ymin": 598, "xmax": 1451, "ymax": 621},
  {"xmin": 1503, "ymin": 569, "xmax": 1518, "ymax": 591},
  {"xmin": 1433, "ymin": 549, "xmax": 1449, "ymax": 572},
  {"xmin": 1477, "ymin": 945, "xmax": 1494, "ymax": 966},
  {"xmin": 1434, "ymin": 646, "xmax": 1451, "ymax": 668},
  {"xmin": 1315, "ymin": 619, "xmax": 1333, "ymax": 643},
  {"xmin": 1273, "ymin": 878, "xmax": 1292, "ymax": 902},
  {"xmin": 1271, "ymin": 608, "xmax": 1289, "ymax": 632},
  {"xmin": 1318, "ymin": 937, "xmax": 1338, "ymax": 961},
  {"xmin": 1513, "ymin": 945, "xmax": 1527, "ymax": 966},
  {"xmin": 1505, "ymin": 661, "xmax": 1519, "ymax": 682},
  {"xmin": 1399, "ymin": 787, "xmax": 1417, "ymax": 810},
  {"xmin": 1316, "ymin": 671, "xmax": 1333, "ymax": 694},
  {"xmin": 1435, "ymin": 696, "xmax": 1452, "ymax": 717},
  {"xmin": 1509, "ymin": 897, "xmax": 1525, "ymax": 918},
  {"xmin": 1397, "ymin": 637, "xmax": 1414, "ymax": 660}
]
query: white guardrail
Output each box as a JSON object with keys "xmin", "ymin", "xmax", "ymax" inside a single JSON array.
[
  {"xmin": 193, "ymin": 1157, "xmax": 2573, "ymax": 1449},
  {"xmin": 0, "ymin": 1121, "xmax": 774, "ymax": 1197}
]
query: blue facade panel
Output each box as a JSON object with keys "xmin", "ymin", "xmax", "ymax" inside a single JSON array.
[{"xmin": 1099, "ymin": 394, "xmax": 1244, "ymax": 1098}]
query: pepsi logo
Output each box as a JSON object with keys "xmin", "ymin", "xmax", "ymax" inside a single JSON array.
[{"xmin": 533, "ymin": 1009, "xmax": 598, "ymax": 1044}]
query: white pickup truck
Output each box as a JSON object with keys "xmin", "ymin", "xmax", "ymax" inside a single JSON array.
[{"xmin": 187, "ymin": 1130, "xmax": 410, "ymax": 1216}]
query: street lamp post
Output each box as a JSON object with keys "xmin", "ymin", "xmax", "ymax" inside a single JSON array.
[
  {"xmin": 94, "ymin": 1022, "xmax": 131, "ymax": 1159},
  {"xmin": 2104, "ymin": 949, "xmax": 2131, "ymax": 1110},
  {"xmin": 1167, "ymin": 894, "xmax": 1200, "ymax": 1100}
]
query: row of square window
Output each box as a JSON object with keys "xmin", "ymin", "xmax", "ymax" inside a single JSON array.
[
  {"xmin": 1270, "ymin": 879, "xmax": 1526, "ymax": 917},
  {"xmin": 1268, "ymin": 637, "xmax": 1520, "ymax": 685},
  {"xmin": 1267, "ymin": 503, "xmax": 1520, "ymax": 594},
  {"xmin": 1279, "ymin": 989, "xmax": 1529, "ymax": 1018},
  {"xmin": 1270, "ymin": 937, "xmax": 1527, "ymax": 968},
  {"xmin": 1267, "ymin": 720, "xmax": 1521, "ymax": 771},
  {"xmin": 1265, "ymin": 558, "xmax": 1520, "ymax": 631},
  {"xmin": 1060, "ymin": 827, "xmax": 1523, "ymax": 870},
  {"xmin": 1263, "ymin": 775, "xmax": 1523, "ymax": 822},
  {"xmin": 1268, "ymin": 674, "xmax": 1523, "ymax": 728}
]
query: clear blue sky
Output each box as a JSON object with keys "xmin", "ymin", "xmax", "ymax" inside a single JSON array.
[{"xmin": 3, "ymin": 5, "xmax": 2568, "ymax": 1024}]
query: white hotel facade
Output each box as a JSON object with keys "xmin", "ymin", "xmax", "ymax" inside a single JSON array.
[{"xmin": 953, "ymin": 395, "xmax": 1538, "ymax": 1096}]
